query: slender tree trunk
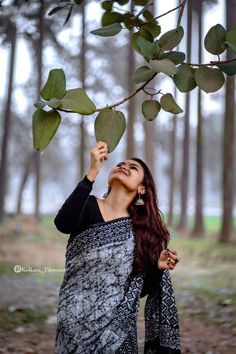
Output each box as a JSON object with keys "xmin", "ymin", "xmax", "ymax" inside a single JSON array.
[
  {"xmin": 126, "ymin": 2, "xmax": 135, "ymax": 159},
  {"xmin": 144, "ymin": 1, "xmax": 156, "ymax": 174},
  {"xmin": 219, "ymin": 0, "xmax": 235, "ymax": 243},
  {"xmin": 167, "ymin": 87, "xmax": 177, "ymax": 227},
  {"xmin": 192, "ymin": 1, "xmax": 205, "ymax": 236},
  {"xmin": 79, "ymin": 1, "xmax": 86, "ymax": 179},
  {"xmin": 16, "ymin": 153, "xmax": 33, "ymax": 215},
  {"xmin": 0, "ymin": 22, "xmax": 17, "ymax": 224},
  {"xmin": 33, "ymin": 0, "xmax": 45, "ymax": 222},
  {"xmin": 176, "ymin": 1, "xmax": 192, "ymax": 232}
]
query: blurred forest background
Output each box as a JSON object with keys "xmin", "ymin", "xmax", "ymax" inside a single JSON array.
[{"xmin": 0, "ymin": 0, "xmax": 236, "ymax": 353}]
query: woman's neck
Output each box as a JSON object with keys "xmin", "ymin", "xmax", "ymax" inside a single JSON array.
[{"xmin": 101, "ymin": 185, "xmax": 136, "ymax": 216}]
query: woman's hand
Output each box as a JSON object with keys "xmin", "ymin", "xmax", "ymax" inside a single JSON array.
[
  {"xmin": 157, "ymin": 248, "xmax": 180, "ymax": 271},
  {"xmin": 87, "ymin": 141, "xmax": 109, "ymax": 181}
]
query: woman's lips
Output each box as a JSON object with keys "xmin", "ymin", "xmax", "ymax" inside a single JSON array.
[{"xmin": 114, "ymin": 169, "xmax": 129, "ymax": 176}]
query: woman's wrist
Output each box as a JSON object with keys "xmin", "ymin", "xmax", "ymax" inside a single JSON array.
[{"xmin": 87, "ymin": 168, "xmax": 99, "ymax": 182}]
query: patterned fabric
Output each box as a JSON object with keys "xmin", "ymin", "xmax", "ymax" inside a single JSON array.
[{"xmin": 54, "ymin": 217, "xmax": 181, "ymax": 354}]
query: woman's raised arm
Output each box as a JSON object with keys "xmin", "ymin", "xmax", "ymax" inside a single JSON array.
[{"xmin": 54, "ymin": 141, "xmax": 108, "ymax": 234}]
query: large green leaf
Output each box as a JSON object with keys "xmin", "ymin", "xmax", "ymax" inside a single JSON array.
[
  {"xmin": 149, "ymin": 59, "xmax": 177, "ymax": 76},
  {"xmin": 32, "ymin": 109, "xmax": 61, "ymax": 151},
  {"xmin": 140, "ymin": 22, "xmax": 161, "ymax": 39},
  {"xmin": 225, "ymin": 25, "xmax": 236, "ymax": 53},
  {"xmin": 91, "ymin": 23, "xmax": 123, "ymax": 37},
  {"xmin": 158, "ymin": 26, "xmax": 184, "ymax": 51},
  {"xmin": 160, "ymin": 93, "xmax": 183, "ymax": 114},
  {"xmin": 194, "ymin": 67, "xmax": 225, "ymax": 93},
  {"xmin": 217, "ymin": 60, "xmax": 236, "ymax": 75},
  {"xmin": 160, "ymin": 51, "xmax": 185, "ymax": 65},
  {"xmin": 40, "ymin": 69, "xmax": 66, "ymax": 100},
  {"xmin": 101, "ymin": 11, "xmax": 123, "ymax": 26},
  {"xmin": 137, "ymin": 37, "xmax": 159, "ymax": 60},
  {"xmin": 142, "ymin": 100, "xmax": 161, "ymax": 121},
  {"xmin": 173, "ymin": 64, "xmax": 197, "ymax": 92},
  {"xmin": 204, "ymin": 24, "xmax": 227, "ymax": 55},
  {"xmin": 94, "ymin": 108, "xmax": 126, "ymax": 152},
  {"xmin": 59, "ymin": 89, "xmax": 96, "ymax": 115},
  {"xmin": 132, "ymin": 65, "xmax": 155, "ymax": 84}
]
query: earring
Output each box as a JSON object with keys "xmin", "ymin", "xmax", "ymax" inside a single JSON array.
[
  {"xmin": 103, "ymin": 186, "xmax": 111, "ymax": 198},
  {"xmin": 135, "ymin": 193, "xmax": 145, "ymax": 206}
]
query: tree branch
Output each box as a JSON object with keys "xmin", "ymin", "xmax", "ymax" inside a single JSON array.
[
  {"xmin": 96, "ymin": 73, "xmax": 157, "ymax": 111},
  {"xmin": 177, "ymin": 0, "xmax": 188, "ymax": 27},
  {"xmin": 187, "ymin": 57, "xmax": 236, "ymax": 67},
  {"xmin": 55, "ymin": 57, "xmax": 236, "ymax": 115}
]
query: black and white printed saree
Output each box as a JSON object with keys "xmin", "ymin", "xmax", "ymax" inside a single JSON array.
[{"xmin": 55, "ymin": 217, "xmax": 181, "ymax": 354}]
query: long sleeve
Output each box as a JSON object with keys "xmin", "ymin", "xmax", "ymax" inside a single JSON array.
[{"xmin": 54, "ymin": 175, "xmax": 95, "ymax": 234}]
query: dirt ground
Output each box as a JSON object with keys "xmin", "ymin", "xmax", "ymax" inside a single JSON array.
[{"xmin": 0, "ymin": 217, "xmax": 236, "ymax": 354}]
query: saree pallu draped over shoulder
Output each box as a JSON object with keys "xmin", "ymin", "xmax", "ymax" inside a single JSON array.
[{"xmin": 55, "ymin": 218, "xmax": 181, "ymax": 354}]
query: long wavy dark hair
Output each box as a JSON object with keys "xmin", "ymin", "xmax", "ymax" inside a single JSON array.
[{"xmin": 127, "ymin": 157, "xmax": 170, "ymax": 273}]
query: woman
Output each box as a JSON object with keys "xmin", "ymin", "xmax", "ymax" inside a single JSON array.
[{"xmin": 54, "ymin": 141, "xmax": 181, "ymax": 354}]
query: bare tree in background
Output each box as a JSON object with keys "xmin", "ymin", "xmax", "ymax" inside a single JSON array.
[
  {"xmin": 126, "ymin": 1, "xmax": 135, "ymax": 159},
  {"xmin": 144, "ymin": 0, "xmax": 156, "ymax": 175},
  {"xmin": 167, "ymin": 85, "xmax": 178, "ymax": 227},
  {"xmin": 0, "ymin": 16, "xmax": 17, "ymax": 224},
  {"xmin": 191, "ymin": 0, "xmax": 206, "ymax": 237},
  {"xmin": 219, "ymin": 0, "xmax": 236, "ymax": 243},
  {"xmin": 78, "ymin": 1, "xmax": 86, "ymax": 179},
  {"xmin": 33, "ymin": 0, "xmax": 45, "ymax": 222},
  {"xmin": 177, "ymin": 0, "xmax": 192, "ymax": 232}
]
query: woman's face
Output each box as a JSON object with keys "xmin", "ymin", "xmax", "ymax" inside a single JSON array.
[{"xmin": 108, "ymin": 159, "xmax": 145, "ymax": 192}]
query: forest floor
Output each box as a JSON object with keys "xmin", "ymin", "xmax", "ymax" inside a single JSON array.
[{"xmin": 0, "ymin": 215, "xmax": 236, "ymax": 354}]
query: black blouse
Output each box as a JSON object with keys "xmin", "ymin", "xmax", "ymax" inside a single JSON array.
[{"xmin": 54, "ymin": 175, "xmax": 163, "ymax": 298}]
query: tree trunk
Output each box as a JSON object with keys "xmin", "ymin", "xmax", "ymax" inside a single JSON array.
[
  {"xmin": 33, "ymin": 0, "xmax": 45, "ymax": 222},
  {"xmin": 16, "ymin": 153, "xmax": 33, "ymax": 215},
  {"xmin": 167, "ymin": 87, "xmax": 177, "ymax": 227},
  {"xmin": 126, "ymin": 2, "xmax": 135, "ymax": 159},
  {"xmin": 176, "ymin": 1, "xmax": 192, "ymax": 232},
  {"xmin": 219, "ymin": 0, "xmax": 235, "ymax": 243},
  {"xmin": 144, "ymin": 1, "xmax": 156, "ymax": 174},
  {"xmin": 192, "ymin": 1, "xmax": 205, "ymax": 236},
  {"xmin": 79, "ymin": 1, "xmax": 86, "ymax": 179},
  {"xmin": 0, "ymin": 22, "xmax": 17, "ymax": 224}
]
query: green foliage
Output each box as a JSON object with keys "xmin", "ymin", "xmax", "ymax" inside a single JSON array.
[
  {"xmin": 225, "ymin": 25, "xmax": 236, "ymax": 53},
  {"xmin": 142, "ymin": 100, "xmax": 161, "ymax": 121},
  {"xmin": 94, "ymin": 108, "xmax": 126, "ymax": 153},
  {"xmin": 34, "ymin": 1, "xmax": 236, "ymax": 153},
  {"xmin": 40, "ymin": 69, "xmax": 66, "ymax": 100},
  {"xmin": 173, "ymin": 64, "xmax": 197, "ymax": 92},
  {"xmin": 91, "ymin": 23, "xmax": 123, "ymax": 37},
  {"xmin": 160, "ymin": 51, "xmax": 185, "ymax": 65},
  {"xmin": 132, "ymin": 66, "xmax": 155, "ymax": 84},
  {"xmin": 160, "ymin": 93, "xmax": 183, "ymax": 114},
  {"xmin": 101, "ymin": 11, "xmax": 123, "ymax": 26},
  {"xmin": 158, "ymin": 26, "xmax": 184, "ymax": 51},
  {"xmin": 59, "ymin": 89, "xmax": 96, "ymax": 114},
  {"xmin": 32, "ymin": 69, "xmax": 96, "ymax": 151},
  {"xmin": 217, "ymin": 60, "xmax": 236, "ymax": 75},
  {"xmin": 140, "ymin": 22, "xmax": 161, "ymax": 39},
  {"xmin": 136, "ymin": 37, "xmax": 160, "ymax": 61},
  {"xmin": 33, "ymin": 109, "xmax": 61, "ymax": 151},
  {"xmin": 204, "ymin": 24, "xmax": 227, "ymax": 55},
  {"xmin": 149, "ymin": 59, "xmax": 177, "ymax": 76},
  {"xmin": 194, "ymin": 67, "xmax": 225, "ymax": 93}
]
